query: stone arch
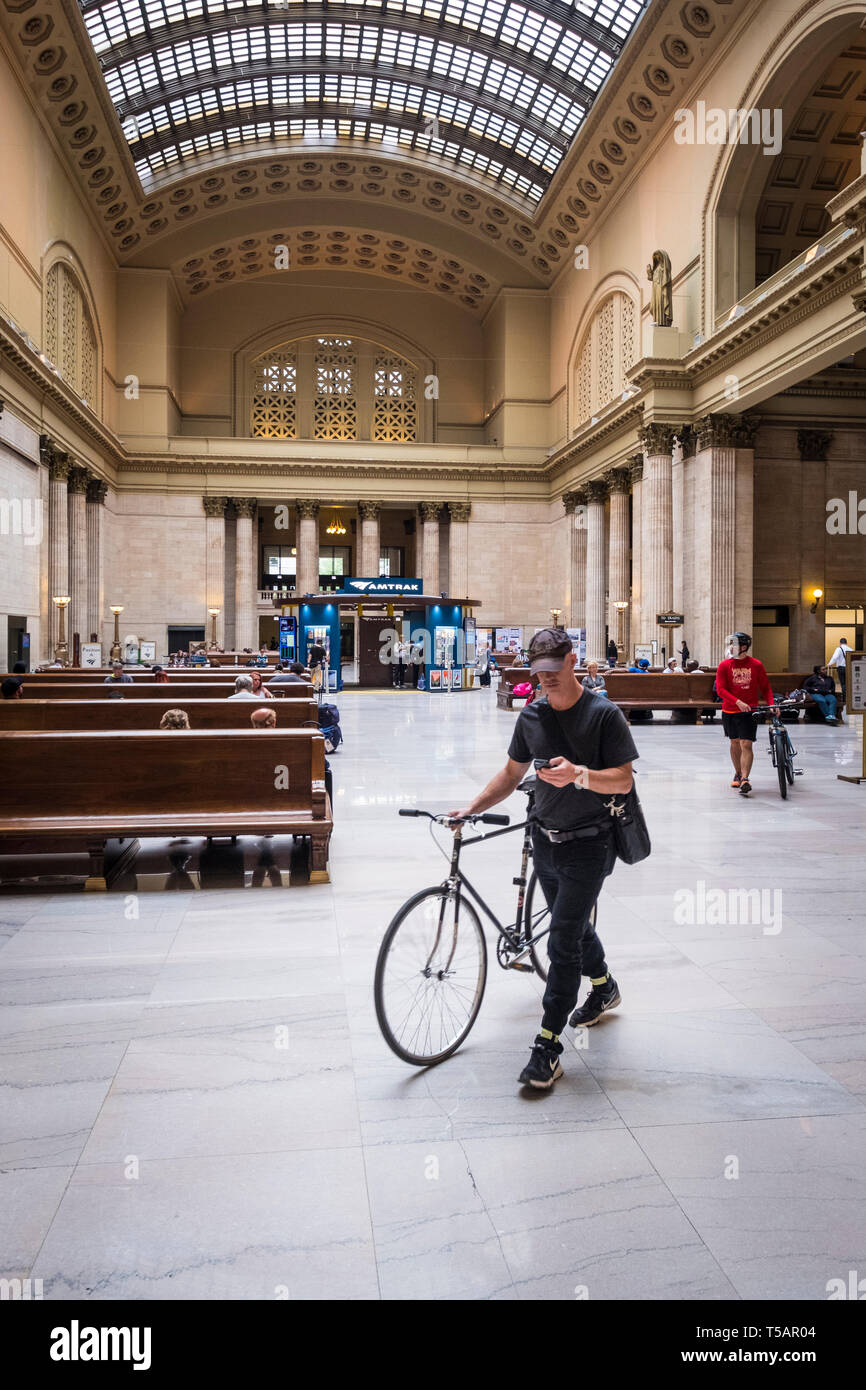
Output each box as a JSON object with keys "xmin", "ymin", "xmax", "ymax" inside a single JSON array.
[
  {"xmin": 567, "ymin": 273, "xmax": 641, "ymax": 435},
  {"xmin": 704, "ymin": 0, "xmax": 866, "ymax": 328},
  {"xmin": 42, "ymin": 242, "xmax": 103, "ymax": 414},
  {"xmin": 234, "ymin": 316, "xmax": 436, "ymax": 441}
]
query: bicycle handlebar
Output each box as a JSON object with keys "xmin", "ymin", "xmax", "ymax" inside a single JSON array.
[{"xmin": 398, "ymin": 808, "xmax": 510, "ymax": 827}]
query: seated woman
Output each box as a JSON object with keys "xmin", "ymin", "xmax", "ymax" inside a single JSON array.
[
  {"xmin": 250, "ymin": 670, "xmax": 273, "ymax": 699},
  {"xmin": 160, "ymin": 709, "xmax": 190, "ymax": 729},
  {"xmin": 582, "ymin": 660, "xmax": 609, "ymax": 697},
  {"xmin": 803, "ymin": 665, "xmax": 840, "ymax": 725}
]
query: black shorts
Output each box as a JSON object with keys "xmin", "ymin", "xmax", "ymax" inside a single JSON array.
[{"xmin": 722, "ymin": 711, "xmax": 758, "ymax": 742}]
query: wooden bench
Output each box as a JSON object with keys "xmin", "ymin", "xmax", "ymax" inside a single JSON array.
[
  {"xmin": 16, "ymin": 681, "xmax": 315, "ymax": 701},
  {"xmin": 0, "ymin": 698, "xmax": 319, "ymax": 731},
  {"xmin": 495, "ymin": 669, "xmax": 812, "ymax": 721},
  {"xmin": 0, "ymin": 728, "xmax": 333, "ymax": 888}
]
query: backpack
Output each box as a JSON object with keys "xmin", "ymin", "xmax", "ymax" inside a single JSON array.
[{"xmin": 317, "ymin": 702, "xmax": 342, "ymax": 753}]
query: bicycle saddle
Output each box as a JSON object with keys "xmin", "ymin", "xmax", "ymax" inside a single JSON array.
[{"xmin": 517, "ymin": 775, "xmax": 538, "ymax": 794}]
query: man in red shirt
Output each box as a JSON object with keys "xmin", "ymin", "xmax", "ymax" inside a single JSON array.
[{"xmin": 715, "ymin": 632, "xmax": 773, "ymax": 796}]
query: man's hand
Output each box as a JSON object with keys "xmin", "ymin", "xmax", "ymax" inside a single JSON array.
[
  {"xmin": 736, "ymin": 699, "xmax": 751, "ymax": 713},
  {"xmin": 446, "ymin": 807, "xmax": 475, "ymax": 825},
  {"xmin": 538, "ymin": 756, "xmax": 583, "ymax": 788}
]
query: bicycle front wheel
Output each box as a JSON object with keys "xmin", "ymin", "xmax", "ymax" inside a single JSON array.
[
  {"xmin": 771, "ymin": 730, "xmax": 788, "ymax": 799},
  {"xmin": 784, "ymin": 737, "xmax": 795, "ymax": 786},
  {"xmin": 523, "ymin": 871, "xmax": 596, "ymax": 983},
  {"xmin": 374, "ymin": 888, "xmax": 487, "ymax": 1066}
]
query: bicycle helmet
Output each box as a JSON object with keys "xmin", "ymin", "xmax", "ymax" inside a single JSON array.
[{"xmin": 730, "ymin": 631, "xmax": 752, "ymax": 651}]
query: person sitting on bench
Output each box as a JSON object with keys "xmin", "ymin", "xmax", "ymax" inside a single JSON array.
[
  {"xmin": 803, "ymin": 665, "xmax": 841, "ymax": 726},
  {"xmin": 104, "ymin": 661, "xmax": 133, "ymax": 684},
  {"xmin": 2, "ymin": 677, "xmax": 24, "ymax": 699},
  {"xmin": 251, "ymin": 707, "xmax": 277, "ymax": 729},
  {"xmin": 227, "ymin": 675, "xmax": 258, "ymax": 700},
  {"xmin": 582, "ymin": 661, "xmax": 608, "ymax": 697},
  {"xmin": 160, "ymin": 709, "xmax": 190, "ymax": 729}
]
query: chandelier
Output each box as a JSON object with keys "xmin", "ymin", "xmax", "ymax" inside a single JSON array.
[{"xmin": 326, "ymin": 512, "xmax": 346, "ymax": 536}]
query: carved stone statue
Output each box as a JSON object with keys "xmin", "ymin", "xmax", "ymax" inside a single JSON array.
[{"xmin": 646, "ymin": 249, "xmax": 673, "ymax": 327}]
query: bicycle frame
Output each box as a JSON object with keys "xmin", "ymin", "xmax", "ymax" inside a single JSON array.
[{"xmin": 439, "ymin": 818, "xmax": 551, "ymax": 955}]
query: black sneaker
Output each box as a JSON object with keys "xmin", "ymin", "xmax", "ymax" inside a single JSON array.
[
  {"xmin": 739, "ymin": 778, "xmax": 752, "ymax": 796},
  {"xmin": 518, "ymin": 1036, "xmax": 564, "ymax": 1089},
  {"xmin": 569, "ymin": 977, "xmax": 621, "ymax": 1028}
]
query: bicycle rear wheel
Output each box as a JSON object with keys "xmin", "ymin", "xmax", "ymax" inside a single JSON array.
[
  {"xmin": 771, "ymin": 730, "xmax": 787, "ymax": 799},
  {"xmin": 374, "ymin": 887, "xmax": 487, "ymax": 1066},
  {"xmin": 784, "ymin": 736, "xmax": 796, "ymax": 786},
  {"xmin": 523, "ymin": 870, "xmax": 596, "ymax": 982}
]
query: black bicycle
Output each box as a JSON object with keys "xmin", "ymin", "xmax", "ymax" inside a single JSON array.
[
  {"xmin": 754, "ymin": 701, "xmax": 804, "ymax": 799},
  {"xmin": 374, "ymin": 779, "xmax": 596, "ymax": 1066}
]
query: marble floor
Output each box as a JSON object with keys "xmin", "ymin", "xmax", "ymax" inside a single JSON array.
[{"xmin": 2, "ymin": 689, "xmax": 865, "ymax": 1301}]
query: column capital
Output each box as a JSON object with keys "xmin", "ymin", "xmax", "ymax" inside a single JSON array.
[
  {"xmin": 694, "ymin": 412, "xmax": 737, "ymax": 450},
  {"xmin": 67, "ymin": 465, "xmax": 91, "ymax": 494},
  {"xmin": 232, "ymin": 497, "xmax": 258, "ymax": 519},
  {"xmin": 203, "ymin": 495, "xmax": 228, "ymax": 518},
  {"xmin": 48, "ymin": 451, "xmax": 71, "ymax": 483},
  {"xmin": 797, "ymin": 428, "xmax": 833, "ymax": 463},
  {"xmin": 733, "ymin": 413, "xmax": 761, "ymax": 449},
  {"xmin": 562, "ymin": 489, "xmax": 588, "ymax": 513},
  {"xmin": 419, "ymin": 501, "xmax": 443, "ymax": 523},
  {"xmin": 358, "ymin": 499, "xmax": 382, "ymax": 521},
  {"xmin": 638, "ymin": 422, "xmax": 676, "ymax": 456},
  {"xmin": 585, "ymin": 478, "xmax": 608, "ymax": 505},
  {"xmin": 677, "ymin": 424, "xmax": 697, "ymax": 459},
  {"xmin": 295, "ymin": 498, "xmax": 319, "ymax": 520},
  {"xmin": 627, "ymin": 454, "xmax": 644, "ymax": 484},
  {"xmin": 448, "ymin": 502, "xmax": 472, "ymax": 523},
  {"xmin": 603, "ymin": 467, "xmax": 630, "ymax": 495},
  {"xmin": 39, "ymin": 434, "xmax": 59, "ymax": 469},
  {"xmin": 86, "ymin": 478, "xmax": 108, "ymax": 505}
]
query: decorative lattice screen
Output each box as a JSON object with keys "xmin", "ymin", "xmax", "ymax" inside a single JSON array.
[
  {"xmin": 573, "ymin": 291, "xmax": 637, "ymax": 429},
  {"xmin": 44, "ymin": 262, "xmax": 99, "ymax": 409},
  {"xmin": 372, "ymin": 352, "xmax": 417, "ymax": 442},
  {"xmin": 314, "ymin": 337, "xmax": 357, "ymax": 440},
  {"xmin": 250, "ymin": 347, "xmax": 297, "ymax": 438}
]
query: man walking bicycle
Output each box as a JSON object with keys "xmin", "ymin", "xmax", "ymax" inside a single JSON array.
[
  {"xmin": 716, "ymin": 631, "xmax": 773, "ymax": 796},
  {"xmin": 449, "ymin": 628, "xmax": 637, "ymax": 1090}
]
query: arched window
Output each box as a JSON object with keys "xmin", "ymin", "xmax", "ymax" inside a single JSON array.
[
  {"xmin": 44, "ymin": 262, "xmax": 99, "ymax": 409},
  {"xmin": 572, "ymin": 291, "xmax": 637, "ymax": 429},
  {"xmin": 249, "ymin": 335, "xmax": 420, "ymax": 441}
]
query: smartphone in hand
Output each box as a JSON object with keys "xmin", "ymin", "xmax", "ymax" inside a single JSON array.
[{"xmin": 533, "ymin": 758, "xmax": 552, "ymax": 771}]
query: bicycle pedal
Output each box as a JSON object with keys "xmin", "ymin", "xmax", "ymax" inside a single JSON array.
[
  {"xmin": 794, "ymin": 769, "xmax": 804, "ymax": 775},
  {"xmin": 506, "ymin": 960, "xmax": 535, "ymax": 972},
  {"xmin": 512, "ymin": 877, "xmax": 525, "ymax": 887}
]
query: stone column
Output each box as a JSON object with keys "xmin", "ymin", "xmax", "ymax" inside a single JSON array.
[
  {"xmin": 605, "ymin": 468, "xmax": 631, "ymax": 660},
  {"xmin": 67, "ymin": 465, "xmax": 90, "ymax": 654},
  {"xmin": 47, "ymin": 446, "xmax": 70, "ymax": 655},
  {"xmin": 585, "ymin": 479, "xmax": 607, "ymax": 663},
  {"xmin": 86, "ymin": 478, "xmax": 107, "ymax": 644},
  {"xmin": 563, "ymin": 489, "xmax": 587, "ymax": 628},
  {"xmin": 791, "ymin": 426, "xmax": 830, "ymax": 670},
  {"xmin": 447, "ymin": 502, "xmax": 471, "ymax": 598},
  {"xmin": 296, "ymin": 499, "xmax": 320, "ymax": 594},
  {"xmin": 627, "ymin": 455, "xmax": 643, "ymax": 654},
  {"xmin": 419, "ymin": 502, "xmax": 442, "ymax": 595},
  {"xmin": 638, "ymin": 423, "xmax": 675, "ymax": 658},
  {"xmin": 692, "ymin": 414, "xmax": 756, "ymax": 665},
  {"xmin": 233, "ymin": 498, "xmax": 258, "ymax": 652},
  {"xmin": 358, "ymin": 500, "xmax": 381, "ymax": 576},
  {"xmin": 203, "ymin": 496, "xmax": 228, "ymax": 646}
]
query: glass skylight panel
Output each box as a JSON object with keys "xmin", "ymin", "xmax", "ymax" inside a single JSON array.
[{"xmin": 80, "ymin": 0, "xmax": 645, "ymax": 195}]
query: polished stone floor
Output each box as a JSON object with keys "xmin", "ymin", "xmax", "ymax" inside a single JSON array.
[{"xmin": 2, "ymin": 689, "xmax": 865, "ymax": 1301}]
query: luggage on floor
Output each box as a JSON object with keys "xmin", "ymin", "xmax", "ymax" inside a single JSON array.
[{"xmin": 318, "ymin": 701, "xmax": 343, "ymax": 753}]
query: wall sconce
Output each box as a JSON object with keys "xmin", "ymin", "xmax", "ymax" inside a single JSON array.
[{"xmin": 810, "ymin": 587, "xmax": 823, "ymax": 614}]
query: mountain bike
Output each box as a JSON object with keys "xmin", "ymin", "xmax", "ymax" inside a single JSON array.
[
  {"xmin": 374, "ymin": 779, "xmax": 596, "ymax": 1066},
  {"xmin": 754, "ymin": 701, "xmax": 804, "ymax": 799}
]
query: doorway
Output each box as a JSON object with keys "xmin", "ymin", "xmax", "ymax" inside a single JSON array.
[
  {"xmin": 167, "ymin": 625, "xmax": 205, "ymax": 655},
  {"xmin": 358, "ymin": 614, "xmax": 393, "ymax": 687},
  {"xmin": 7, "ymin": 616, "xmax": 27, "ymax": 670}
]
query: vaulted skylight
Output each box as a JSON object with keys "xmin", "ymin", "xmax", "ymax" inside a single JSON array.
[{"xmin": 78, "ymin": 0, "xmax": 646, "ymax": 201}]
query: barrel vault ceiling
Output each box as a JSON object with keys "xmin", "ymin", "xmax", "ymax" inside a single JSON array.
[{"xmin": 1, "ymin": 0, "xmax": 752, "ymax": 310}]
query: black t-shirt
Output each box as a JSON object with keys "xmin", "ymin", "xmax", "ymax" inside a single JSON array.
[{"xmin": 508, "ymin": 691, "xmax": 639, "ymax": 829}]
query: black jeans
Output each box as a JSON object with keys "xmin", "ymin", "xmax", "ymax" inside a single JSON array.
[{"xmin": 532, "ymin": 824, "xmax": 615, "ymax": 1036}]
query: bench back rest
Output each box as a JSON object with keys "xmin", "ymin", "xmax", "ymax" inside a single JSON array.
[
  {"xmin": 17, "ymin": 682, "xmax": 314, "ymax": 701},
  {"xmin": 0, "ymin": 699, "xmax": 318, "ymax": 732},
  {"xmin": 1, "ymin": 729, "xmax": 326, "ymax": 818}
]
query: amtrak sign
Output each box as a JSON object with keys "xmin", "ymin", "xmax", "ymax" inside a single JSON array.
[{"xmin": 339, "ymin": 577, "xmax": 423, "ymax": 595}]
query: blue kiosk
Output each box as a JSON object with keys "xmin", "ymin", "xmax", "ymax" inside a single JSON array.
[{"xmin": 272, "ymin": 579, "xmax": 479, "ymax": 691}]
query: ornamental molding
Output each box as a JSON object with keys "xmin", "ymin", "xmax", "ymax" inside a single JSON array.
[
  {"xmin": 638, "ymin": 422, "xmax": 676, "ymax": 456},
  {"xmin": 86, "ymin": 477, "xmax": 108, "ymax": 503},
  {"xmin": 232, "ymin": 496, "xmax": 258, "ymax": 518},
  {"xmin": 585, "ymin": 478, "xmax": 609, "ymax": 504},
  {"xmin": 419, "ymin": 501, "xmax": 443, "ymax": 522},
  {"xmin": 603, "ymin": 466, "xmax": 630, "ymax": 494},
  {"xmin": 357, "ymin": 499, "xmax": 381, "ymax": 520},
  {"xmin": 202, "ymin": 495, "xmax": 228, "ymax": 517},
  {"xmin": 448, "ymin": 502, "xmax": 472, "ymax": 522},
  {"xmin": 295, "ymin": 498, "xmax": 320, "ymax": 519},
  {"xmin": 67, "ymin": 463, "xmax": 91, "ymax": 492}
]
